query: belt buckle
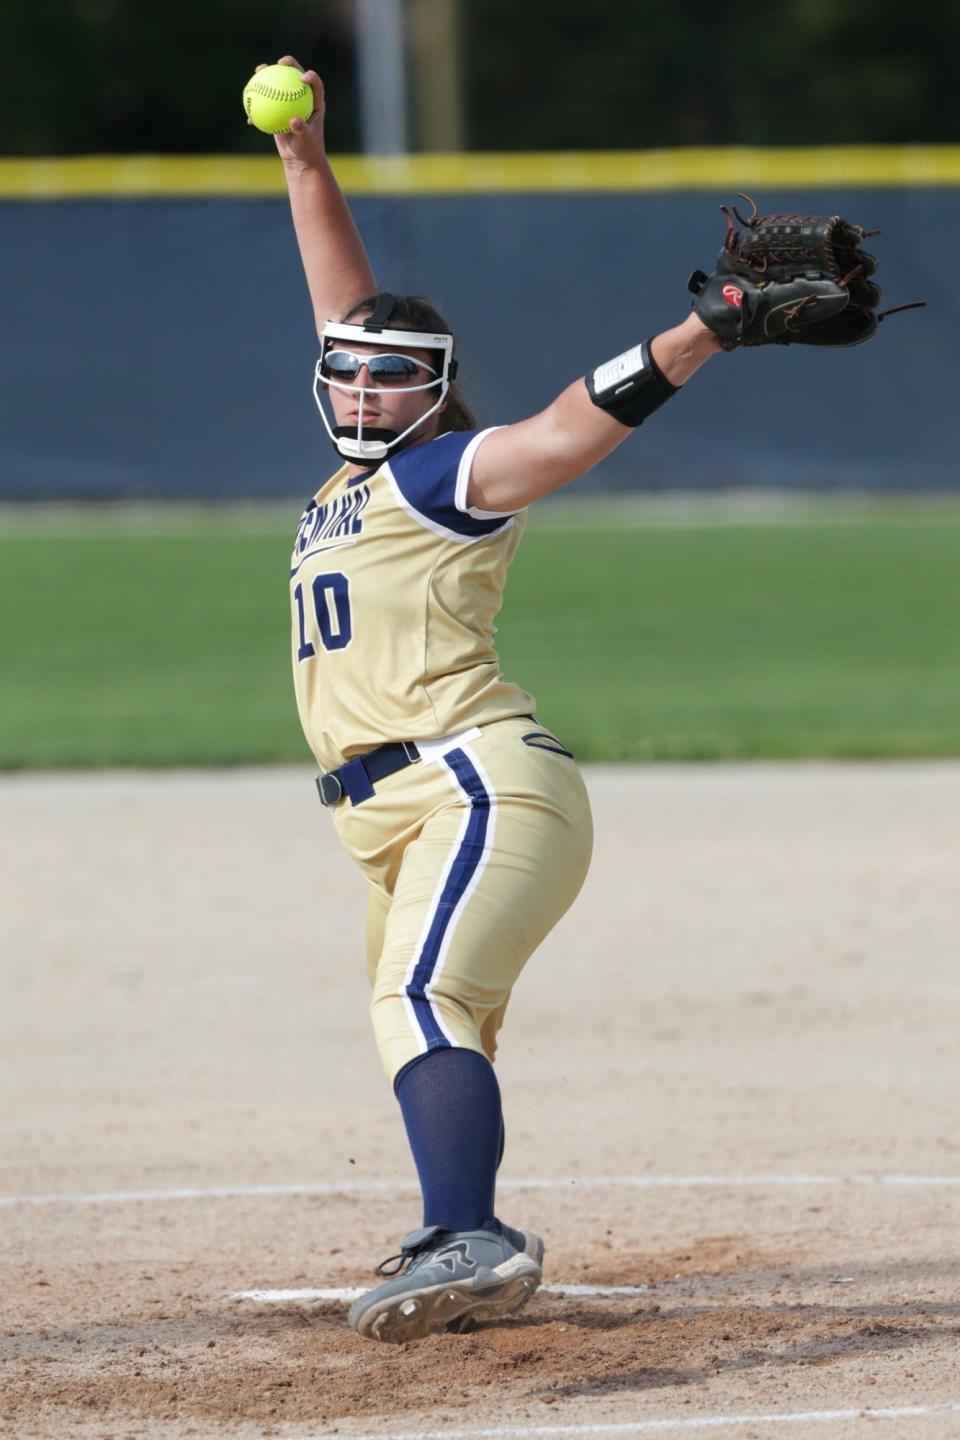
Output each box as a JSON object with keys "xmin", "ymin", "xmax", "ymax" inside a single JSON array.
[
  {"xmin": 315, "ymin": 772, "xmax": 343, "ymax": 807},
  {"xmin": 402, "ymin": 741, "xmax": 420, "ymax": 763}
]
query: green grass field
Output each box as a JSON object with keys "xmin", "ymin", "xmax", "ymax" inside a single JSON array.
[{"xmin": 3, "ymin": 501, "xmax": 960, "ymax": 767}]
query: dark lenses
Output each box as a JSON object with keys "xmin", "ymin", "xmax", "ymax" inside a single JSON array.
[
  {"xmin": 321, "ymin": 351, "xmax": 425, "ymax": 383},
  {"xmin": 322, "ymin": 351, "xmax": 361, "ymax": 379},
  {"xmin": 368, "ymin": 354, "xmax": 423, "ymax": 380}
]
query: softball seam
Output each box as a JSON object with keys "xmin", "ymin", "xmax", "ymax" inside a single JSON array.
[{"xmin": 245, "ymin": 81, "xmax": 309, "ymax": 102}]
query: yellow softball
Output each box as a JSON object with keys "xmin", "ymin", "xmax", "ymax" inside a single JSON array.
[{"xmin": 243, "ymin": 64, "xmax": 314, "ymax": 135}]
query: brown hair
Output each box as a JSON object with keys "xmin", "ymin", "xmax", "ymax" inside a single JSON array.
[{"xmin": 341, "ymin": 293, "xmax": 477, "ymax": 434}]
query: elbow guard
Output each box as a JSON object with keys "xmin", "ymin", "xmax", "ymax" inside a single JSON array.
[{"xmin": 585, "ymin": 339, "xmax": 678, "ymax": 427}]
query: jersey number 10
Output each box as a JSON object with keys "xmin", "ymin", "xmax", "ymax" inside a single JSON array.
[{"xmin": 294, "ymin": 572, "xmax": 353, "ymax": 659}]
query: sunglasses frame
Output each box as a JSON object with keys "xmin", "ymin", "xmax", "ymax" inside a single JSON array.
[{"xmin": 321, "ymin": 349, "xmax": 438, "ymax": 383}]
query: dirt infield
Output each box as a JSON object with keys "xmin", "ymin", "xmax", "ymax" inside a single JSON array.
[{"xmin": 3, "ymin": 764, "xmax": 959, "ymax": 1440}]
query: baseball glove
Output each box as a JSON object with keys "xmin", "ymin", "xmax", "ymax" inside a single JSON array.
[{"xmin": 688, "ymin": 194, "xmax": 923, "ymax": 349}]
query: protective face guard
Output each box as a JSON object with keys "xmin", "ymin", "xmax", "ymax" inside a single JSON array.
[{"xmin": 313, "ymin": 320, "xmax": 457, "ymax": 464}]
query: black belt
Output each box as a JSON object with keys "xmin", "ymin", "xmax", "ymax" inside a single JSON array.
[{"xmin": 316, "ymin": 740, "xmax": 421, "ymax": 808}]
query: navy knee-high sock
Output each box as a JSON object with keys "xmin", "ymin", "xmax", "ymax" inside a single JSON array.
[{"xmin": 394, "ymin": 1047, "xmax": 503, "ymax": 1232}]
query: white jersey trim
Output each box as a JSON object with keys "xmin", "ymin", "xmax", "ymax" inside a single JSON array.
[
  {"xmin": 382, "ymin": 458, "xmax": 513, "ymax": 546},
  {"xmin": 453, "ymin": 426, "xmax": 520, "ymax": 520}
]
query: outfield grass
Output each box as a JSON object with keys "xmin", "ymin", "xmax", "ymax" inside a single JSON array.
[{"xmin": 2, "ymin": 502, "xmax": 960, "ymax": 767}]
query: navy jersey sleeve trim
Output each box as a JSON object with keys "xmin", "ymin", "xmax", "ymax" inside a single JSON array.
[{"xmin": 384, "ymin": 430, "xmax": 518, "ymax": 543}]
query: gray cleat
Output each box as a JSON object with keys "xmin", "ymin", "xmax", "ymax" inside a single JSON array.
[{"xmin": 348, "ymin": 1222, "xmax": 543, "ymax": 1343}]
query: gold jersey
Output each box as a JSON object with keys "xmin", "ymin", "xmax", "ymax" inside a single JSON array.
[{"xmin": 290, "ymin": 428, "xmax": 536, "ymax": 773}]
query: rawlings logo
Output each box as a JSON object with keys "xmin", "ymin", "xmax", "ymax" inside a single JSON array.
[
  {"xmin": 433, "ymin": 1242, "xmax": 476, "ymax": 1274},
  {"xmin": 722, "ymin": 284, "xmax": 744, "ymax": 308}
]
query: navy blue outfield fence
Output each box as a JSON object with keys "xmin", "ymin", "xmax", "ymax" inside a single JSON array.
[{"xmin": 1, "ymin": 152, "xmax": 956, "ymax": 499}]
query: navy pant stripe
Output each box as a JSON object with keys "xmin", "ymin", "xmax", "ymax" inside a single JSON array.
[{"xmin": 404, "ymin": 747, "xmax": 492, "ymax": 1051}]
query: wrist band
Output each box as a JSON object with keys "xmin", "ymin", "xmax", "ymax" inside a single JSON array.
[{"xmin": 585, "ymin": 339, "xmax": 678, "ymax": 427}]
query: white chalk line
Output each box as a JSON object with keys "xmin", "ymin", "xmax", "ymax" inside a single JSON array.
[
  {"xmin": 232, "ymin": 1283, "xmax": 649, "ymax": 1304},
  {"xmin": 291, "ymin": 1403, "xmax": 960, "ymax": 1439},
  {"xmin": 4, "ymin": 1172, "xmax": 960, "ymax": 1209}
]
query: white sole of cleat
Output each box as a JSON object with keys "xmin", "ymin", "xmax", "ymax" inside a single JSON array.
[{"xmin": 351, "ymin": 1255, "xmax": 542, "ymax": 1344}]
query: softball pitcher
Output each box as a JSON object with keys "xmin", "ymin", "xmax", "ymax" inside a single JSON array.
[{"xmin": 264, "ymin": 58, "xmax": 725, "ymax": 1344}]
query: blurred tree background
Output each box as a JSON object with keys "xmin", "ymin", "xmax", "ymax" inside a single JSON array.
[{"xmin": 2, "ymin": 0, "xmax": 958, "ymax": 154}]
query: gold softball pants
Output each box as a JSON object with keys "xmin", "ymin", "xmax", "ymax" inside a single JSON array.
[{"xmin": 331, "ymin": 715, "xmax": 593, "ymax": 1086}]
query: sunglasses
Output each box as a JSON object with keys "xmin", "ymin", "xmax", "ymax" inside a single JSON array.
[{"xmin": 321, "ymin": 350, "xmax": 438, "ymax": 384}]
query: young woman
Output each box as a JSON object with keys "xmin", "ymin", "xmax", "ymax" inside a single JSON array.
[{"xmin": 264, "ymin": 57, "xmax": 721, "ymax": 1344}]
